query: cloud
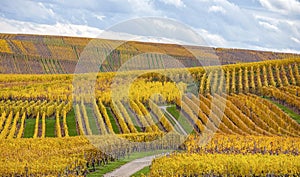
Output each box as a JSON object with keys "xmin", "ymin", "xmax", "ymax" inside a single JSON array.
[
  {"xmin": 159, "ymin": 0, "xmax": 185, "ymax": 8},
  {"xmin": 103, "ymin": 18, "xmax": 207, "ymax": 46},
  {"xmin": 0, "ymin": 0, "xmax": 299, "ymax": 53},
  {"xmin": 208, "ymin": 5, "xmax": 226, "ymax": 14},
  {"xmin": 291, "ymin": 37, "xmax": 300, "ymax": 44},
  {"xmin": 99, "ymin": 30, "xmax": 185, "ymax": 44},
  {"xmin": 249, "ymin": 45, "xmax": 300, "ymax": 54},
  {"xmin": 258, "ymin": 21, "xmax": 279, "ymax": 32},
  {"xmin": 0, "ymin": 17, "xmax": 102, "ymax": 37},
  {"xmin": 0, "ymin": 0, "xmax": 58, "ymax": 24},
  {"xmin": 127, "ymin": 0, "xmax": 160, "ymax": 14},
  {"xmin": 196, "ymin": 29, "xmax": 228, "ymax": 47},
  {"xmin": 93, "ymin": 14, "xmax": 106, "ymax": 21},
  {"xmin": 258, "ymin": 0, "xmax": 300, "ymax": 15}
]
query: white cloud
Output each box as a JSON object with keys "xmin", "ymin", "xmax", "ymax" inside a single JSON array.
[
  {"xmin": 0, "ymin": 1, "xmax": 58, "ymax": 23},
  {"xmin": 128, "ymin": 0, "xmax": 160, "ymax": 14},
  {"xmin": 254, "ymin": 15, "xmax": 279, "ymax": 25},
  {"xmin": 94, "ymin": 31, "xmax": 172, "ymax": 47},
  {"xmin": 208, "ymin": 5, "xmax": 226, "ymax": 14},
  {"xmin": 258, "ymin": 21, "xmax": 279, "ymax": 32},
  {"xmin": 94, "ymin": 14, "xmax": 106, "ymax": 21},
  {"xmin": 259, "ymin": 0, "xmax": 300, "ymax": 15},
  {"xmin": 0, "ymin": 0, "xmax": 299, "ymax": 53},
  {"xmin": 0, "ymin": 16, "xmax": 195, "ymax": 45},
  {"xmin": 38, "ymin": 2, "xmax": 55, "ymax": 18},
  {"xmin": 197, "ymin": 29, "xmax": 228, "ymax": 47},
  {"xmin": 0, "ymin": 17, "xmax": 102, "ymax": 37},
  {"xmin": 291, "ymin": 37, "xmax": 300, "ymax": 44},
  {"xmin": 152, "ymin": 19, "xmax": 177, "ymax": 31},
  {"xmin": 249, "ymin": 45, "xmax": 300, "ymax": 54},
  {"xmin": 255, "ymin": 14, "xmax": 300, "ymax": 31},
  {"xmin": 160, "ymin": 0, "xmax": 186, "ymax": 7}
]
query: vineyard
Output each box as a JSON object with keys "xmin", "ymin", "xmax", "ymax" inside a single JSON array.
[
  {"xmin": 0, "ymin": 33, "xmax": 300, "ymax": 74},
  {"xmin": 0, "ymin": 34, "xmax": 300, "ymax": 176}
]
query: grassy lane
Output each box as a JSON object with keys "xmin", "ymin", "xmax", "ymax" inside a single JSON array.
[
  {"xmin": 264, "ymin": 98, "xmax": 300, "ymax": 123},
  {"xmin": 167, "ymin": 106, "xmax": 180, "ymax": 120},
  {"xmin": 164, "ymin": 111, "xmax": 182, "ymax": 133},
  {"xmin": 66, "ymin": 109, "xmax": 78, "ymax": 136},
  {"xmin": 131, "ymin": 166, "xmax": 150, "ymax": 177},
  {"xmin": 23, "ymin": 118, "xmax": 35, "ymax": 138},
  {"xmin": 86, "ymin": 105, "xmax": 100, "ymax": 135},
  {"xmin": 106, "ymin": 107, "xmax": 120, "ymax": 134},
  {"xmin": 166, "ymin": 105, "xmax": 193, "ymax": 133},
  {"xmin": 45, "ymin": 118, "xmax": 55, "ymax": 137}
]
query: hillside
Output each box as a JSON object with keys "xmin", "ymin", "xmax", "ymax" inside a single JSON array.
[
  {"xmin": 0, "ymin": 33, "xmax": 299, "ymax": 74},
  {"xmin": 1, "ymin": 57, "xmax": 300, "ymax": 176},
  {"xmin": 1, "ymin": 33, "xmax": 300, "ymax": 176}
]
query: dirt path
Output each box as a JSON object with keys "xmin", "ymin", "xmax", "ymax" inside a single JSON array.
[
  {"xmin": 103, "ymin": 155, "xmax": 156, "ymax": 177},
  {"xmin": 160, "ymin": 106, "xmax": 188, "ymax": 135}
]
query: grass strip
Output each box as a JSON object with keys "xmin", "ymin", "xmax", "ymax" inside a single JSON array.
[
  {"xmin": 66, "ymin": 109, "xmax": 78, "ymax": 136},
  {"xmin": 45, "ymin": 118, "xmax": 55, "ymax": 137},
  {"xmin": 106, "ymin": 107, "xmax": 120, "ymax": 134},
  {"xmin": 264, "ymin": 97, "xmax": 300, "ymax": 123},
  {"xmin": 167, "ymin": 105, "xmax": 193, "ymax": 133},
  {"xmin": 86, "ymin": 105, "xmax": 100, "ymax": 135},
  {"xmin": 130, "ymin": 166, "xmax": 150, "ymax": 177},
  {"xmin": 23, "ymin": 118, "xmax": 35, "ymax": 138}
]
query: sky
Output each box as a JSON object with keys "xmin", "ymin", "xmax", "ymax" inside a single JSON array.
[{"xmin": 0, "ymin": 0, "xmax": 300, "ymax": 53}]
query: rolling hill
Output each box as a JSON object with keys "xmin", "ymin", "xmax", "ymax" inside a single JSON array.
[
  {"xmin": 1, "ymin": 33, "xmax": 300, "ymax": 176},
  {"xmin": 0, "ymin": 33, "xmax": 299, "ymax": 74}
]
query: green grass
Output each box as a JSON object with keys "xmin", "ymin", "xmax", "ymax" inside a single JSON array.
[
  {"xmin": 164, "ymin": 111, "xmax": 181, "ymax": 133},
  {"xmin": 131, "ymin": 166, "xmax": 150, "ymax": 177},
  {"xmin": 87, "ymin": 150, "xmax": 167, "ymax": 177},
  {"xmin": 264, "ymin": 98, "xmax": 300, "ymax": 123},
  {"xmin": 167, "ymin": 105, "xmax": 193, "ymax": 133},
  {"xmin": 66, "ymin": 109, "xmax": 78, "ymax": 136},
  {"xmin": 167, "ymin": 106, "xmax": 180, "ymax": 120},
  {"xmin": 86, "ymin": 105, "xmax": 100, "ymax": 135},
  {"xmin": 105, "ymin": 107, "xmax": 120, "ymax": 134},
  {"xmin": 23, "ymin": 118, "xmax": 36, "ymax": 138},
  {"xmin": 45, "ymin": 118, "xmax": 55, "ymax": 137}
]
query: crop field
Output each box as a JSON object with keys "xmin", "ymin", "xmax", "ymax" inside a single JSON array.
[{"xmin": 0, "ymin": 34, "xmax": 300, "ymax": 176}]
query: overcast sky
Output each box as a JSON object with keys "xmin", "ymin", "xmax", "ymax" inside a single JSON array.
[{"xmin": 0, "ymin": 0, "xmax": 300, "ymax": 53}]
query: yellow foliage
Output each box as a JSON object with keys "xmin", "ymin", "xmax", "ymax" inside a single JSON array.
[{"xmin": 0, "ymin": 39, "xmax": 12, "ymax": 53}]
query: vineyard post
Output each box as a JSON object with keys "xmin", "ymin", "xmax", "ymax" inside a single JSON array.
[{"xmin": 25, "ymin": 166, "xmax": 28, "ymax": 177}]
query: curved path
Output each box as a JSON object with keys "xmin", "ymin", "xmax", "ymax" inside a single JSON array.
[
  {"xmin": 160, "ymin": 106, "xmax": 188, "ymax": 135},
  {"xmin": 103, "ymin": 155, "xmax": 156, "ymax": 177},
  {"xmin": 104, "ymin": 106, "xmax": 186, "ymax": 177}
]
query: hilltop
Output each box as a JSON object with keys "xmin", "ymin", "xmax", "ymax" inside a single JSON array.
[{"xmin": 0, "ymin": 33, "xmax": 299, "ymax": 74}]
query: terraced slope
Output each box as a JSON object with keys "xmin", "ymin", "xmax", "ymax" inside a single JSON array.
[{"xmin": 0, "ymin": 33, "xmax": 299, "ymax": 74}]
